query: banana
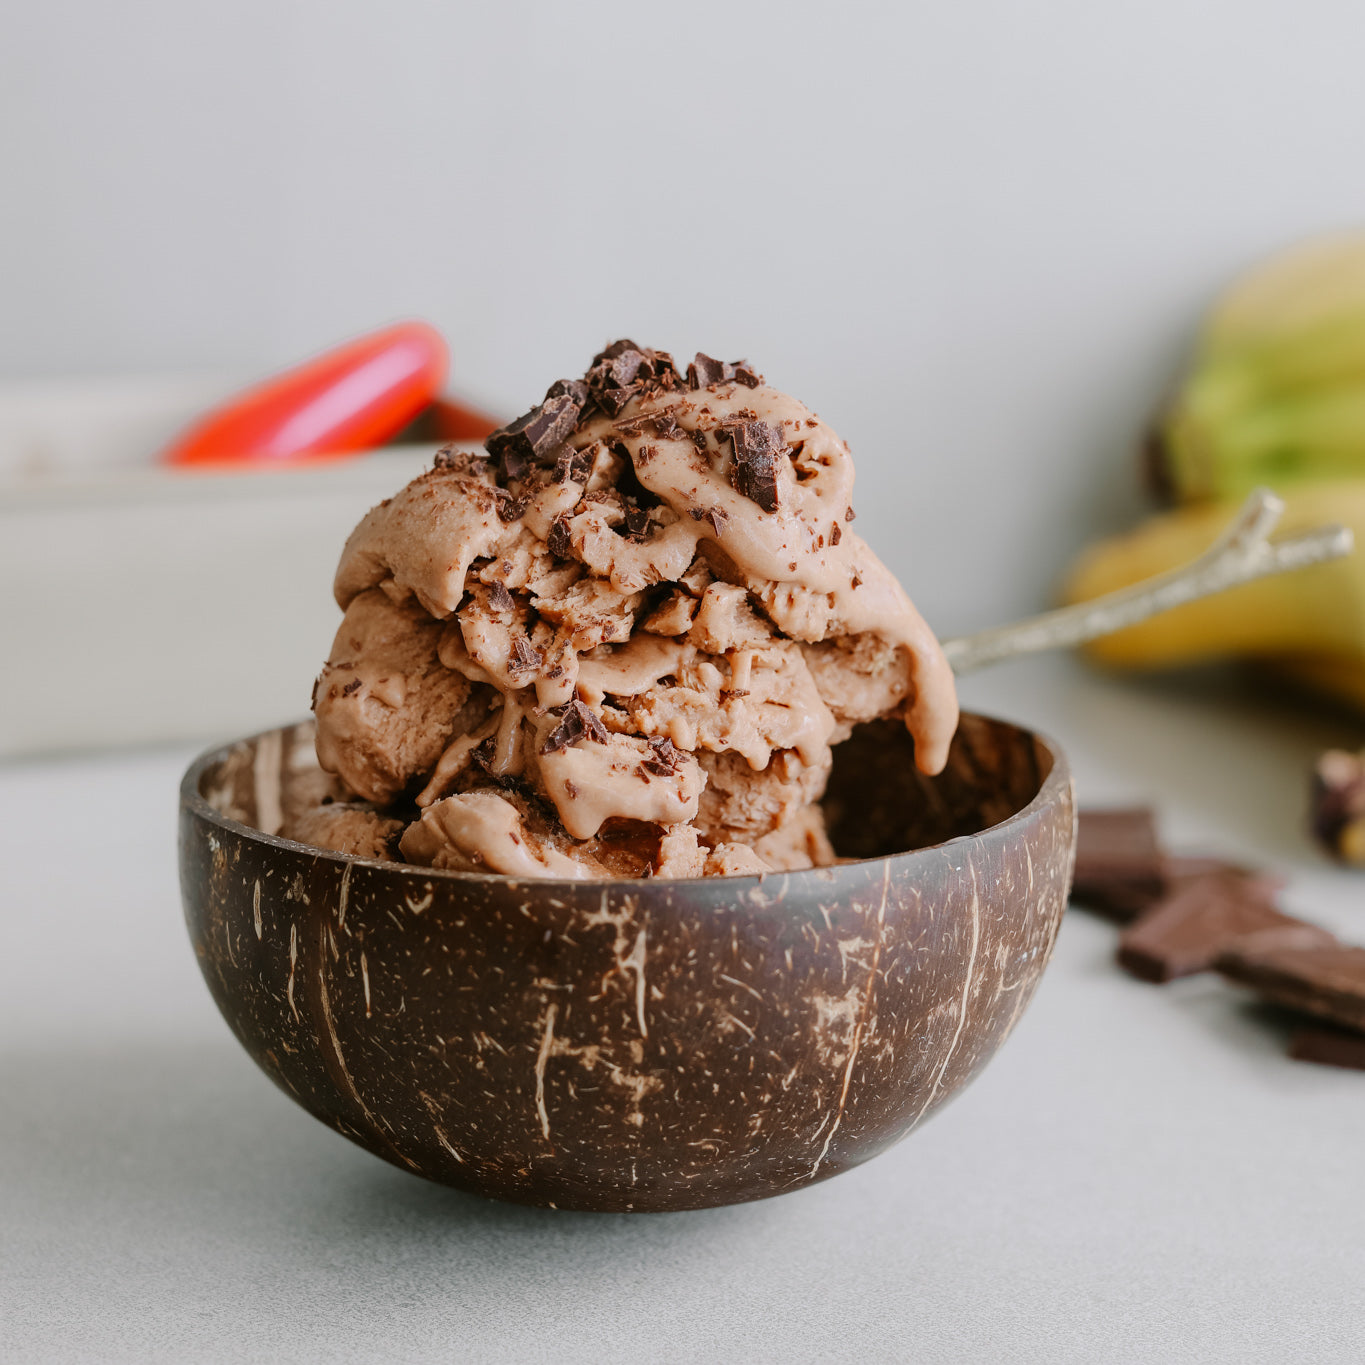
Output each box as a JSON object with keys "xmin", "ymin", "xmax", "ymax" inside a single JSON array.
[
  {"xmin": 1062, "ymin": 480, "xmax": 1365, "ymax": 710},
  {"xmin": 1154, "ymin": 232, "xmax": 1365, "ymax": 503}
]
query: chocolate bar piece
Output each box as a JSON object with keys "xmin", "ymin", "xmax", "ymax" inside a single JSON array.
[
  {"xmin": 1071, "ymin": 808, "xmax": 1165, "ymax": 921},
  {"xmin": 1117, "ymin": 867, "xmax": 1324, "ymax": 983},
  {"xmin": 1219, "ymin": 940, "xmax": 1365, "ymax": 1032},
  {"xmin": 1288, "ymin": 1024, "xmax": 1365, "ymax": 1071}
]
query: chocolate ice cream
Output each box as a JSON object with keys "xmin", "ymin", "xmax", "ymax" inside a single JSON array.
[{"xmin": 290, "ymin": 342, "xmax": 958, "ymax": 878}]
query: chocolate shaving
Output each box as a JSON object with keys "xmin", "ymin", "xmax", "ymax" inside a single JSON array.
[
  {"xmin": 433, "ymin": 444, "xmax": 489, "ymax": 474},
  {"xmin": 642, "ymin": 735, "xmax": 681, "ymax": 775},
  {"xmin": 341, "ymin": 677, "xmax": 362, "ymax": 697},
  {"xmin": 689, "ymin": 505, "xmax": 729, "ymax": 536},
  {"xmin": 486, "ymin": 581, "xmax": 515, "ymax": 613},
  {"xmin": 540, "ymin": 699, "xmax": 610, "ymax": 754},
  {"xmin": 727, "ymin": 419, "xmax": 783, "ymax": 513},
  {"xmin": 547, "ymin": 516, "xmax": 573, "ymax": 559},
  {"xmin": 509, "ymin": 636, "xmax": 543, "ymax": 672}
]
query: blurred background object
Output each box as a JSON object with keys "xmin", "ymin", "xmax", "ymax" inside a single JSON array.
[
  {"xmin": 159, "ymin": 320, "xmax": 453, "ymax": 467},
  {"xmin": 7, "ymin": 1, "xmax": 1365, "ymax": 755}
]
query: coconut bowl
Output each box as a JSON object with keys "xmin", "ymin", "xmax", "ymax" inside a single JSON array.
[{"xmin": 179, "ymin": 712, "xmax": 1074, "ymax": 1212}]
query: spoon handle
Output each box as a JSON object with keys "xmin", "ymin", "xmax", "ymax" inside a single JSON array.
[{"xmin": 940, "ymin": 488, "xmax": 1354, "ymax": 675}]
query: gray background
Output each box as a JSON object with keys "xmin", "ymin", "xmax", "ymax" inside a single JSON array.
[{"xmin": 6, "ymin": 0, "xmax": 1365, "ymax": 627}]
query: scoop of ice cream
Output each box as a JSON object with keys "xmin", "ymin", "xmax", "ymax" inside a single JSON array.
[{"xmin": 309, "ymin": 341, "xmax": 958, "ymax": 877}]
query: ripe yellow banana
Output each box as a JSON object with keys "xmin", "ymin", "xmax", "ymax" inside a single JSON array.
[
  {"xmin": 1155, "ymin": 232, "xmax": 1365, "ymax": 503},
  {"xmin": 1062, "ymin": 480, "xmax": 1365, "ymax": 710}
]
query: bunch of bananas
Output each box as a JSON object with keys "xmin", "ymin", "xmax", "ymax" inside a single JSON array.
[{"xmin": 1064, "ymin": 232, "xmax": 1365, "ymax": 713}]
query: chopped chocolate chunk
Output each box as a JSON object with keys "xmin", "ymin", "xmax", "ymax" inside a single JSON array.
[
  {"xmin": 564, "ymin": 778, "xmax": 579, "ymax": 800},
  {"xmin": 341, "ymin": 677, "xmax": 362, "ymax": 697},
  {"xmin": 689, "ymin": 429, "xmax": 709, "ymax": 454},
  {"xmin": 1219, "ymin": 940, "xmax": 1365, "ymax": 1032},
  {"xmin": 1116, "ymin": 870, "xmax": 1307, "ymax": 983},
  {"xmin": 844, "ymin": 506, "xmax": 856, "ymax": 521},
  {"xmin": 487, "ymin": 581, "xmax": 515, "ymax": 613},
  {"xmin": 509, "ymin": 636, "xmax": 543, "ymax": 672},
  {"xmin": 547, "ymin": 516, "xmax": 573, "ymax": 559},
  {"xmin": 637, "ymin": 443, "xmax": 658, "ymax": 465},
  {"xmin": 552, "ymin": 445, "xmax": 592, "ymax": 485},
  {"xmin": 727, "ymin": 419, "xmax": 783, "ymax": 513},
  {"xmin": 689, "ymin": 505, "xmax": 729, "ymax": 536},
  {"xmin": 486, "ymin": 388, "xmax": 585, "ymax": 474},
  {"xmin": 540, "ymin": 699, "xmax": 610, "ymax": 755},
  {"xmin": 642, "ymin": 735, "xmax": 681, "ymax": 775},
  {"xmin": 830, "ymin": 521, "xmax": 842, "ymax": 546},
  {"xmin": 623, "ymin": 503, "xmax": 651, "ymax": 537},
  {"xmin": 593, "ymin": 386, "xmax": 636, "ymax": 417},
  {"xmin": 688, "ymin": 352, "xmax": 733, "ymax": 388},
  {"xmin": 1311, "ymin": 748, "xmax": 1365, "ymax": 864},
  {"xmin": 545, "ymin": 377, "xmax": 589, "ymax": 408},
  {"xmin": 493, "ymin": 489, "xmax": 526, "ymax": 523},
  {"xmin": 733, "ymin": 364, "xmax": 761, "ymax": 388},
  {"xmin": 1071, "ymin": 808, "xmax": 1166, "ymax": 922},
  {"xmin": 1288, "ymin": 1023, "xmax": 1365, "ymax": 1071}
]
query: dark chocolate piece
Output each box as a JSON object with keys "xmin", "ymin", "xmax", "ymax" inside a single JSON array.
[
  {"xmin": 623, "ymin": 504, "xmax": 651, "ymax": 537},
  {"xmin": 509, "ymin": 636, "xmax": 543, "ymax": 672},
  {"xmin": 1311, "ymin": 748, "xmax": 1365, "ymax": 864},
  {"xmin": 687, "ymin": 352, "xmax": 734, "ymax": 388},
  {"xmin": 593, "ymin": 386, "xmax": 636, "ymax": 417},
  {"xmin": 1288, "ymin": 1023, "xmax": 1365, "ymax": 1071},
  {"xmin": 552, "ymin": 446, "xmax": 591, "ymax": 485},
  {"xmin": 486, "ymin": 581, "xmax": 515, "ymax": 613},
  {"xmin": 1117, "ymin": 870, "xmax": 1307, "ymax": 983},
  {"xmin": 547, "ymin": 516, "xmax": 573, "ymax": 560},
  {"xmin": 1070, "ymin": 808, "xmax": 1165, "ymax": 921},
  {"xmin": 545, "ymin": 377, "xmax": 590, "ymax": 408},
  {"xmin": 689, "ymin": 505, "xmax": 728, "ymax": 537},
  {"xmin": 341, "ymin": 678, "xmax": 362, "ymax": 697},
  {"xmin": 727, "ymin": 419, "xmax": 783, "ymax": 513},
  {"xmin": 1219, "ymin": 940, "xmax": 1365, "ymax": 1032},
  {"xmin": 642, "ymin": 735, "xmax": 681, "ymax": 776},
  {"xmin": 732, "ymin": 364, "xmax": 761, "ymax": 388},
  {"xmin": 486, "ymin": 390, "xmax": 585, "ymax": 473},
  {"xmin": 830, "ymin": 522, "xmax": 842, "ymax": 546},
  {"xmin": 540, "ymin": 699, "xmax": 610, "ymax": 755}
]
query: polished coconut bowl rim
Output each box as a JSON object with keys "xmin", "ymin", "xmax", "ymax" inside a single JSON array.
[{"xmin": 180, "ymin": 711, "xmax": 1069, "ymax": 888}]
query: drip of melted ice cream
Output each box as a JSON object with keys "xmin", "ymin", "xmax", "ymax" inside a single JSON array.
[{"xmin": 295, "ymin": 342, "xmax": 958, "ymax": 878}]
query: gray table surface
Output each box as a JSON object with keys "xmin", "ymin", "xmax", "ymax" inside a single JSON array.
[{"xmin": 3, "ymin": 654, "xmax": 1363, "ymax": 1363}]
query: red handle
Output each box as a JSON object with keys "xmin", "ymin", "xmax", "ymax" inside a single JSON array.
[{"xmin": 162, "ymin": 321, "xmax": 449, "ymax": 467}]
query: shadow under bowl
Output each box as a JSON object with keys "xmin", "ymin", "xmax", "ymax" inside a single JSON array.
[{"xmin": 179, "ymin": 712, "xmax": 1075, "ymax": 1212}]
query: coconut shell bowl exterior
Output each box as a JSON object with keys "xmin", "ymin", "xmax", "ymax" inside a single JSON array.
[{"xmin": 179, "ymin": 713, "xmax": 1075, "ymax": 1213}]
